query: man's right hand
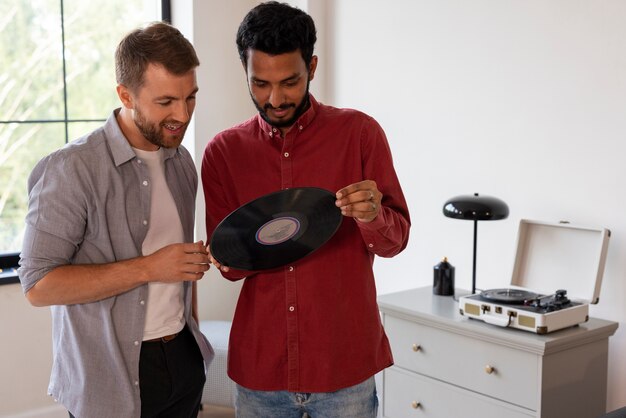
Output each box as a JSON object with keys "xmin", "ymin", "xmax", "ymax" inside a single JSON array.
[{"xmin": 145, "ymin": 241, "xmax": 211, "ymax": 282}]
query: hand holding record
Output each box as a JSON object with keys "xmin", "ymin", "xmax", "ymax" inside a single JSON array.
[
  {"xmin": 210, "ymin": 187, "xmax": 343, "ymax": 271},
  {"xmin": 207, "ymin": 245, "xmax": 229, "ymax": 272},
  {"xmin": 335, "ymin": 180, "xmax": 381, "ymax": 223}
]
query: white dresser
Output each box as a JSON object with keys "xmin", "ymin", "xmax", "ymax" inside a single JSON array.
[{"xmin": 378, "ymin": 287, "xmax": 618, "ymax": 418}]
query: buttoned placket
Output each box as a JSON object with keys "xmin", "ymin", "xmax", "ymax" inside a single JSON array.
[
  {"xmin": 285, "ymin": 263, "xmax": 299, "ymax": 389},
  {"xmin": 137, "ymin": 158, "xmax": 150, "ymax": 228},
  {"xmin": 134, "ymin": 158, "xmax": 150, "ymax": 391},
  {"xmin": 276, "ymin": 125, "xmax": 304, "ymax": 390},
  {"xmin": 279, "ymin": 128, "xmax": 293, "ymax": 191},
  {"xmin": 133, "ymin": 288, "xmax": 147, "ymax": 390}
]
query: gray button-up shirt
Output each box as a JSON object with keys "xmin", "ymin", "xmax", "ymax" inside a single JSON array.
[{"xmin": 18, "ymin": 110, "xmax": 214, "ymax": 418}]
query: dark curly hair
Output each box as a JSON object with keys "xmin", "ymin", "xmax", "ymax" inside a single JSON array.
[
  {"xmin": 115, "ymin": 22, "xmax": 199, "ymax": 92},
  {"xmin": 236, "ymin": 1, "xmax": 317, "ymax": 68}
]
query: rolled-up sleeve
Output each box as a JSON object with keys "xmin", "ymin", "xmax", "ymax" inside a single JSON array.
[{"xmin": 18, "ymin": 152, "xmax": 87, "ymax": 293}]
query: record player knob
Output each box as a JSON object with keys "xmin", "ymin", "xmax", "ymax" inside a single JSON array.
[
  {"xmin": 411, "ymin": 344, "xmax": 421, "ymax": 352},
  {"xmin": 411, "ymin": 401, "xmax": 421, "ymax": 409},
  {"xmin": 485, "ymin": 365, "xmax": 496, "ymax": 375}
]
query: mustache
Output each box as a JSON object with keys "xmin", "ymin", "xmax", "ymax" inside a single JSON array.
[
  {"xmin": 160, "ymin": 120, "xmax": 187, "ymax": 126},
  {"xmin": 264, "ymin": 103, "xmax": 296, "ymax": 111}
]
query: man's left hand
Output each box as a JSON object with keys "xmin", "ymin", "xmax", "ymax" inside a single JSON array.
[{"xmin": 335, "ymin": 180, "xmax": 381, "ymax": 223}]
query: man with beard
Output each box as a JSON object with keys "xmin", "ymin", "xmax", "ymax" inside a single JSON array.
[
  {"xmin": 201, "ymin": 2, "xmax": 411, "ymax": 417},
  {"xmin": 18, "ymin": 22, "xmax": 214, "ymax": 418}
]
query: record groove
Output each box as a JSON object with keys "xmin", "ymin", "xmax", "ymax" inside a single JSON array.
[{"xmin": 480, "ymin": 288, "xmax": 540, "ymax": 304}]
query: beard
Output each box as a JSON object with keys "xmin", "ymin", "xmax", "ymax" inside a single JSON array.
[
  {"xmin": 251, "ymin": 79, "xmax": 311, "ymax": 129},
  {"xmin": 133, "ymin": 105, "xmax": 186, "ymax": 149}
]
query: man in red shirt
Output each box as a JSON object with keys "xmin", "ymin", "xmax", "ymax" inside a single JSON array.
[{"xmin": 201, "ymin": 2, "xmax": 410, "ymax": 416}]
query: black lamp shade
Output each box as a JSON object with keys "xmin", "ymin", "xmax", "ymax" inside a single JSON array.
[
  {"xmin": 443, "ymin": 193, "xmax": 509, "ymax": 221},
  {"xmin": 442, "ymin": 192, "xmax": 509, "ymax": 295}
]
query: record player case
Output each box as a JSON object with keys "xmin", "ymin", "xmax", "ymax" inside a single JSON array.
[
  {"xmin": 378, "ymin": 287, "xmax": 618, "ymax": 418},
  {"xmin": 459, "ymin": 219, "xmax": 611, "ymax": 334}
]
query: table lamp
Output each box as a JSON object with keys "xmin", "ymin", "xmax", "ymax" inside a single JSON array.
[{"xmin": 442, "ymin": 193, "xmax": 509, "ymax": 294}]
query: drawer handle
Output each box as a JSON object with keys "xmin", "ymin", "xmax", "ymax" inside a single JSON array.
[
  {"xmin": 485, "ymin": 365, "xmax": 496, "ymax": 374},
  {"xmin": 411, "ymin": 344, "xmax": 421, "ymax": 352},
  {"xmin": 411, "ymin": 401, "xmax": 421, "ymax": 409}
]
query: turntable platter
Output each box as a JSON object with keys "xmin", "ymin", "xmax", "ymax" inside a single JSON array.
[{"xmin": 480, "ymin": 288, "xmax": 541, "ymax": 304}]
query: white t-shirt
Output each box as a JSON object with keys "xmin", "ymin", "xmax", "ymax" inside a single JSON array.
[{"xmin": 133, "ymin": 147, "xmax": 185, "ymax": 340}]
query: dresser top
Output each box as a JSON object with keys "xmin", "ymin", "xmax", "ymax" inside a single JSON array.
[{"xmin": 378, "ymin": 286, "xmax": 618, "ymax": 355}]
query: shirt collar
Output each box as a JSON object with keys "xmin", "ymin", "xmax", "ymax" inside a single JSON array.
[
  {"xmin": 105, "ymin": 109, "xmax": 178, "ymax": 166},
  {"xmin": 257, "ymin": 94, "xmax": 319, "ymax": 137}
]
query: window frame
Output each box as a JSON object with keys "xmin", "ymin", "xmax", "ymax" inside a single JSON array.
[{"xmin": 0, "ymin": 0, "xmax": 171, "ymax": 285}]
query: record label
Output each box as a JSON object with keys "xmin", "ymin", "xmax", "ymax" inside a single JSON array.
[
  {"xmin": 256, "ymin": 217, "xmax": 301, "ymax": 245},
  {"xmin": 210, "ymin": 187, "xmax": 343, "ymax": 271}
]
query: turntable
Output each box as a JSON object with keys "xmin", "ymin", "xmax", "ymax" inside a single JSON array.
[{"xmin": 459, "ymin": 219, "xmax": 610, "ymax": 334}]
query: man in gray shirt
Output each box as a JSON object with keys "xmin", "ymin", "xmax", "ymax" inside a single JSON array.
[{"xmin": 18, "ymin": 22, "xmax": 213, "ymax": 418}]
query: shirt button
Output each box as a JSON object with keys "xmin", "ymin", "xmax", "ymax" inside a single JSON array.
[
  {"xmin": 142, "ymin": 180, "xmax": 148, "ymax": 186},
  {"xmin": 273, "ymin": 128, "xmax": 277, "ymax": 132},
  {"xmin": 143, "ymin": 220, "xmax": 148, "ymax": 226},
  {"xmin": 288, "ymin": 266, "xmax": 294, "ymax": 272},
  {"xmin": 269, "ymin": 131, "xmax": 273, "ymax": 137},
  {"xmin": 299, "ymin": 125, "xmax": 303, "ymax": 130},
  {"xmin": 134, "ymin": 381, "xmax": 139, "ymax": 386},
  {"xmin": 368, "ymin": 243, "xmax": 374, "ymax": 248},
  {"xmin": 140, "ymin": 300, "xmax": 145, "ymax": 305},
  {"xmin": 134, "ymin": 341, "xmax": 139, "ymax": 346},
  {"xmin": 284, "ymin": 152, "xmax": 290, "ymax": 158},
  {"xmin": 289, "ymin": 306, "xmax": 295, "ymax": 312},
  {"xmin": 137, "ymin": 159, "xmax": 142, "ymax": 164}
]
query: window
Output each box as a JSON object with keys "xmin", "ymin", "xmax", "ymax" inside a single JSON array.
[{"xmin": 0, "ymin": 0, "xmax": 169, "ymax": 282}]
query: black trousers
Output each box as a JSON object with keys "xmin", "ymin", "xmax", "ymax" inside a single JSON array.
[{"xmin": 69, "ymin": 325, "xmax": 205, "ymax": 418}]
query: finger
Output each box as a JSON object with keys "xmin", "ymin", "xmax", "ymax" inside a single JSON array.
[
  {"xmin": 336, "ymin": 180, "xmax": 372, "ymax": 200},
  {"xmin": 206, "ymin": 245, "xmax": 220, "ymax": 265},
  {"xmin": 183, "ymin": 258, "xmax": 211, "ymax": 272},
  {"xmin": 336, "ymin": 181, "xmax": 379, "ymax": 207},
  {"xmin": 336, "ymin": 189, "xmax": 371, "ymax": 207},
  {"xmin": 207, "ymin": 245, "xmax": 230, "ymax": 272},
  {"xmin": 337, "ymin": 190, "xmax": 380, "ymax": 211},
  {"xmin": 183, "ymin": 241, "xmax": 208, "ymax": 254},
  {"xmin": 184, "ymin": 260, "xmax": 210, "ymax": 273},
  {"xmin": 349, "ymin": 189, "xmax": 375, "ymax": 203},
  {"xmin": 340, "ymin": 201, "xmax": 379, "ymax": 218}
]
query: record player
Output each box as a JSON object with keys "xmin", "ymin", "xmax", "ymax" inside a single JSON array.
[{"xmin": 459, "ymin": 219, "xmax": 610, "ymax": 334}]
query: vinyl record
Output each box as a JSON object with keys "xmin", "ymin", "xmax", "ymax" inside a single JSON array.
[
  {"xmin": 480, "ymin": 288, "xmax": 540, "ymax": 304},
  {"xmin": 210, "ymin": 187, "xmax": 343, "ymax": 271}
]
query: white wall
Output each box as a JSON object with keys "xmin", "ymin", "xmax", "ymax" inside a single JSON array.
[
  {"xmin": 0, "ymin": 284, "xmax": 66, "ymax": 417},
  {"xmin": 325, "ymin": 0, "xmax": 626, "ymax": 411}
]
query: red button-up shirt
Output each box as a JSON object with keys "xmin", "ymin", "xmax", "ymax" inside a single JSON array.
[{"xmin": 201, "ymin": 95, "xmax": 410, "ymax": 392}]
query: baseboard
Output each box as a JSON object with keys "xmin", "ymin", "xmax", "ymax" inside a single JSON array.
[{"xmin": 0, "ymin": 404, "xmax": 67, "ymax": 418}]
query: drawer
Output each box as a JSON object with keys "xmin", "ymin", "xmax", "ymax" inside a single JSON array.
[
  {"xmin": 384, "ymin": 315, "xmax": 538, "ymax": 409},
  {"xmin": 383, "ymin": 366, "xmax": 535, "ymax": 418}
]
